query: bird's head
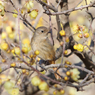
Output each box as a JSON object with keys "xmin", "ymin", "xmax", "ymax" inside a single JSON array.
[{"xmin": 34, "ymin": 26, "xmax": 50, "ymax": 37}]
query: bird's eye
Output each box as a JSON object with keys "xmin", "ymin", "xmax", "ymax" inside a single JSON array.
[{"xmin": 41, "ymin": 30, "xmax": 44, "ymax": 33}]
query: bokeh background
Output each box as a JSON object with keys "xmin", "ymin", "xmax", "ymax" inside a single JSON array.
[{"xmin": 0, "ymin": 0, "xmax": 95, "ymax": 95}]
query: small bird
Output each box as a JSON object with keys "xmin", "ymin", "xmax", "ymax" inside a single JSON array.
[
  {"xmin": 31, "ymin": 26, "xmax": 55, "ymax": 61},
  {"xmin": 31, "ymin": 26, "xmax": 60, "ymax": 79}
]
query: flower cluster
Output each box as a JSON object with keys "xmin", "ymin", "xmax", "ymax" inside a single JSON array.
[
  {"xmin": 31, "ymin": 76, "xmax": 49, "ymax": 91},
  {"xmin": 73, "ymin": 44, "xmax": 84, "ymax": 52},
  {"xmin": 70, "ymin": 68, "xmax": 80, "ymax": 81}
]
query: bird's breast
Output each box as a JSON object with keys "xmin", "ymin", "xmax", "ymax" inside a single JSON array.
[{"xmin": 31, "ymin": 37, "xmax": 55, "ymax": 61}]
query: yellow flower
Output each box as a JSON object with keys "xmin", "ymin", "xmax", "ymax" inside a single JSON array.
[
  {"xmin": 14, "ymin": 47, "xmax": 20, "ymax": 55},
  {"xmin": 29, "ymin": 10, "xmax": 38, "ymax": 19},
  {"xmin": 77, "ymin": 44, "xmax": 84, "ymax": 52},
  {"xmin": 39, "ymin": 81, "xmax": 49, "ymax": 91},
  {"xmin": 70, "ymin": 68, "xmax": 80, "ymax": 81},
  {"xmin": 73, "ymin": 44, "xmax": 77, "ymax": 50},
  {"xmin": 65, "ymin": 37, "xmax": 69, "ymax": 42},
  {"xmin": 22, "ymin": 47, "xmax": 28, "ymax": 54},
  {"xmin": 11, "ymin": 49, "xmax": 15, "ymax": 54},
  {"xmin": 64, "ymin": 76, "xmax": 69, "ymax": 81},
  {"xmin": 60, "ymin": 89, "xmax": 65, "ymax": 94},
  {"xmin": 6, "ymin": 26, "xmax": 12, "ymax": 34},
  {"xmin": 13, "ymin": 10, "xmax": 18, "ymax": 18},
  {"xmin": 11, "ymin": 63, "xmax": 16, "ymax": 67},
  {"xmin": 37, "ymin": 57, "xmax": 41, "ymax": 62},
  {"xmin": 31, "ymin": 76, "xmax": 41, "ymax": 86},
  {"xmin": 66, "ymin": 71, "xmax": 71, "ymax": 76},
  {"xmin": 64, "ymin": 50, "xmax": 68, "ymax": 55},
  {"xmin": 22, "ymin": 69, "xmax": 26, "ymax": 74},
  {"xmin": 4, "ymin": 81, "xmax": 15, "ymax": 90},
  {"xmin": 1, "ymin": 32, "xmax": 7, "ymax": 39},
  {"xmin": 8, "ymin": 33, "xmax": 15, "ymax": 39},
  {"xmin": 22, "ymin": 38, "xmax": 30, "ymax": 45},
  {"xmin": 84, "ymin": 32, "xmax": 89, "ymax": 38},
  {"xmin": 2, "ymin": 59, "xmax": 6, "ymax": 63},
  {"xmin": 25, "ymin": 1, "xmax": 34, "ymax": 10},
  {"xmin": 8, "ymin": 88, "xmax": 19, "ymax": 95},
  {"xmin": 1, "ymin": 42, "xmax": 8, "ymax": 51},
  {"xmin": 22, "ymin": 44, "xmax": 31, "ymax": 53},
  {"xmin": 59, "ymin": 30, "xmax": 65, "ymax": 36},
  {"xmin": 77, "ymin": 33, "xmax": 83, "ymax": 38},
  {"xmin": 72, "ymin": 24, "xmax": 79, "ymax": 34},
  {"xmin": 30, "ymin": 54, "xmax": 33, "ymax": 58},
  {"xmin": 35, "ymin": 50, "xmax": 40, "ymax": 55}
]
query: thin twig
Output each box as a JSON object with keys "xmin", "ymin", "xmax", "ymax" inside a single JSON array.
[
  {"xmin": 47, "ymin": 0, "xmax": 54, "ymax": 45},
  {"xmin": 79, "ymin": 73, "xmax": 91, "ymax": 84},
  {"xmin": 47, "ymin": 1, "xmax": 95, "ymax": 15},
  {"xmin": 8, "ymin": 0, "xmax": 17, "ymax": 10},
  {"xmin": 56, "ymin": 0, "xmax": 61, "ymax": 9},
  {"xmin": 85, "ymin": 0, "xmax": 88, "ymax": 11},
  {"xmin": 44, "ymin": 64, "xmax": 94, "ymax": 74},
  {"xmin": 74, "ymin": 0, "xmax": 83, "ymax": 8},
  {"xmin": 17, "ymin": 8, "xmax": 23, "ymax": 60}
]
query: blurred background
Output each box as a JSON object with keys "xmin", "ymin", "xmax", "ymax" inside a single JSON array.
[{"xmin": 0, "ymin": 0, "xmax": 95, "ymax": 95}]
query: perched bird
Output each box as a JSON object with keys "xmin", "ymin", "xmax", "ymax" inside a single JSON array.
[
  {"xmin": 31, "ymin": 26, "xmax": 55, "ymax": 62},
  {"xmin": 31, "ymin": 26, "xmax": 60, "ymax": 79}
]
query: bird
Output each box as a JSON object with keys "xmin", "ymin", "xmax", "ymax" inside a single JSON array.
[
  {"xmin": 31, "ymin": 26, "xmax": 60, "ymax": 79},
  {"xmin": 31, "ymin": 26, "xmax": 55, "ymax": 61}
]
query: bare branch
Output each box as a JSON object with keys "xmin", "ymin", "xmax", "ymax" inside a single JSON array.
[{"xmin": 49, "ymin": 1, "xmax": 95, "ymax": 15}]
